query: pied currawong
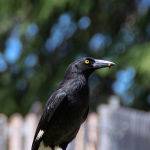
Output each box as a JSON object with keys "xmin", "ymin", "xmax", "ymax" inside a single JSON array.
[{"xmin": 31, "ymin": 57, "xmax": 115, "ymax": 150}]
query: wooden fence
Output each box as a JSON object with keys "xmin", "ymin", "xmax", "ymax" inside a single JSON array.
[{"xmin": 1, "ymin": 96, "xmax": 150, "ymax": 150}]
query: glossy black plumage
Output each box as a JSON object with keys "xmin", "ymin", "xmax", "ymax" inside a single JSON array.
[{"xmin": 31, "ymin": 57, "xmax": 115, "ymax": 150}]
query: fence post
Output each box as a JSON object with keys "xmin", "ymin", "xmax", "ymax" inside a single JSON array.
[
  {"xmin": 85, "ymin": 113, "xmax": 98, "ymax": 150},
  {"xmin": 98, "ymin": 96, "xmax": 120, "ymax": 150},
  {"xmin": 24, "ymin": 113, "xmax": 39, "ymax": 150},
  {"xmin": 74, "ymin": 124, "xmax": 85, "ymax": 150},
  {"xmin": 8, "ymin": 114, "xmax": 23, "ymax": 150},
  {"xmin": 0, "ymin": 114, "xmax": 8, "ymax": 150}
]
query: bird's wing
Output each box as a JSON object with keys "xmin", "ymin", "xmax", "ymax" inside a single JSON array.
[
  {"xmin": 82, "ymin": 106, "xmax": 89, "ymax": 122},
  {"xmin": 31, "ymin": 89, "xmax": 67, "ymax": 150}
]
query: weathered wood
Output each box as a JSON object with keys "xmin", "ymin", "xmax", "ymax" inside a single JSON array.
[
  {"xmin": 98, "ymin": 96, "xmax": 150, "ymax": 150},
  {"xmin": 0, "ymin": 114, "xmax": 8, "ymax": 150},
  {"xmin": 1, "ymin": 96, "xmax": 150, "ymax": 150},
  {"xmin": 74, "ymin": 124, "xmax": 85, "ymax": 150},
  {"xmin": 98, "ymin": 105, "xmax": 112, "ymax": 150},
  {"xmin": 24, "ymin": 113, "xmax": 39, "ymax": 150},
  {"xmin": 8, "ymin": 114, "xmax": 23, "ymax": 150},
  {"xmin": 67, "ymin": 140, "xmax": 75, "ymax": 150},
  {"xmin": 85, "ymin": 113, "xmax": 98, "ymax": 150}
]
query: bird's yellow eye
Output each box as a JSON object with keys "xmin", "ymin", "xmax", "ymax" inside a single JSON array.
[{"xmin": 85, "ymin": 59, "xmax": 90, "ymax": 64}]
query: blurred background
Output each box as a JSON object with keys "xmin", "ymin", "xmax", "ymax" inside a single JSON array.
[
  {"xmin": 0, "ymin": 0, "xmax": 150, "ymax": 115},
  {"xmin": 0, "ymin": 0, "xmax": 150, "ymax": 150}
]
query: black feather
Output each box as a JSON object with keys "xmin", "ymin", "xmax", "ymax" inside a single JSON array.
[{"xmin": 31, "ymin": 57, "xmax": 115, "ymax": 150}]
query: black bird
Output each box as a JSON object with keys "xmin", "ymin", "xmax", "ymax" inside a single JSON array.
[{"xmin": 31, "ymin": 57, "xmax": 115, "ymax": 150}]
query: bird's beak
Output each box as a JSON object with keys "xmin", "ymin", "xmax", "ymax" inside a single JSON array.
[{"xmin": 93, "ymin": 59, "xmax": 116, "ymax": 69}]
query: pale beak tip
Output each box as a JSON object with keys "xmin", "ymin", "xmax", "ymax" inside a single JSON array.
[{"xmin": 108, "ymin": 62, "xmax": 116, "ymax": 68}]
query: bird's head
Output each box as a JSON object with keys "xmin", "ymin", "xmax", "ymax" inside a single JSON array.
[{"xmin": 65, "ymin": 57, "xmax": 115, "ymax": 79}]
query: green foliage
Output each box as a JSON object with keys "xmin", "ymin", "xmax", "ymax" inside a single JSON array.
[
  {"xmin": 126, "ymin": 43, "xmax": 150, "ymax": 76},
  {"xmin": 0, "ymin": 0, "xmax": 150, "ymax": 115}
]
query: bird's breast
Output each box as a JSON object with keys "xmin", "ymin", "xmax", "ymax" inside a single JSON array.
[
  {"xmin": 66, "ymin": 83, "xmax": 89, "ymax": 123},
  {"xmin": 44, "ymin": 79, "xmax": 89, "ymax": 146},
  {"xmin": 48, "ymin": 82, "xmax": 89, "ymax": 130},
  {"xmin": 67, "ymin": 82, "xmax": 89, "ymax": 107}
]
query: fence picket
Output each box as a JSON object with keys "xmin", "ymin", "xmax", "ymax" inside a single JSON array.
[
  {"xmin": 8, "ymin": 114, "xmax": 23, "ymax": 150},
  {"xmin": 98, "ymin": 97, "xmax": 150, "ymax": 150},
  {"xmin": 1, "ymin": 97, "xmax": 150, "ymax": 150},
  {"xmin": 86, "ymin": 113, "xmax": 98, "ymax": 150},
  {"xmin": 0, "ymin": 114, "xmax": 8, "ymax": 150},
  {"xmin": 74, "ymin": 125, "xmax": 84, "ymax": 150},
  {"xmin": 24, "ymin": 113, "xmax": 39, "ymax": 150}
]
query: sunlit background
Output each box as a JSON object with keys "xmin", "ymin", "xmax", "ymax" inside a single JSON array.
[{"xmin": 0, "ymin": 0, "xmax": 150, "ymax": 116}]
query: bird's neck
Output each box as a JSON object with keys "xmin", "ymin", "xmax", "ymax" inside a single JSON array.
[
  {"xmin": 60, "ymin": 74, "xmax": 88, "ymax": 95},
  {"xmin": 64, "ymin": 63, "xmax": 94, "ymax": 80},
  {"xmin": 64, "ymin": 71, "xmax": 88, "ymax": 82}
]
